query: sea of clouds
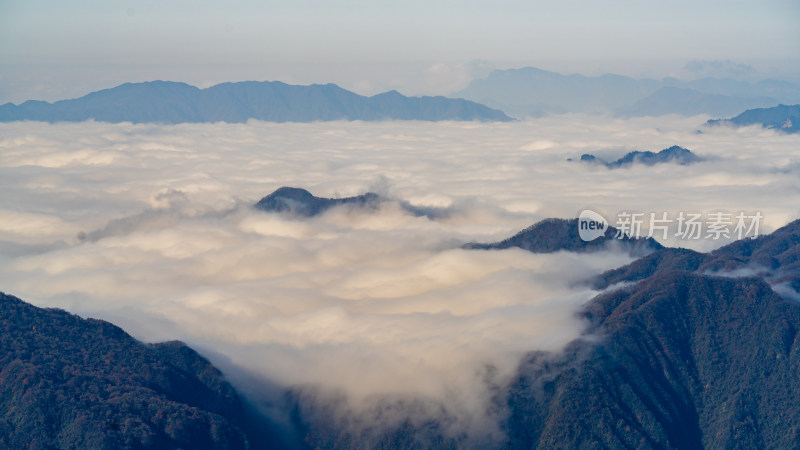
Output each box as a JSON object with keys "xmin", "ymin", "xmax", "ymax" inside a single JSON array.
[{"xmin": 1, "ymin": 115, "xmax": 798, "ymax": 442}]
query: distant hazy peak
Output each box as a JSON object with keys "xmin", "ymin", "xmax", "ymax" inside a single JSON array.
[
  {"xmin": 455, "ymin": 66, "xmax": 800, "ymax": 118},
  {"xmin": 0, "ymin": 80, "xmax": 512, "ymax": 124}
]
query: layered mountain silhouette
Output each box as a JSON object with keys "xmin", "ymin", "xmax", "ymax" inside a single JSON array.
[
  {"xmin": 506, "ymin": 218, "xmax": 800, "ymax": 448},
  {"xmin": 615, "ymin": 87, "xmax": 778, "ymax": 118},
  {"xmin": 591, "ymin": 219, "xmax": 800, "ymax": 292},
  {"xmin": 706, "ymin": 104, "xmax": 800, "ymax": 134},
  {"xmin": 508, "ymin": 271, "xmax": 800, "ymax": 448},
  {"xmin": 455, "ymin": 66, "xmax": 800, "ymax": 118},
  {"xmin": 577, "ymin": 145, "xmax": 704, "ymax": 168},
  {"xmin": 254, "ymin": 187, "xmax": 448, "ymax": 219},
  {"xmin": 464, "ymin": 217, "xmax": 663, "ymax": 255},
  {"xmin": 0, "ymin": 81, "xmax": 512, "ymax": 124},
  {"xmin": 0, "ymin": 292, "xmax": 290, "ymax": 449},
  {"xmin": 456, "ymin": 67, "xmax": 658, "ymax": 117}
]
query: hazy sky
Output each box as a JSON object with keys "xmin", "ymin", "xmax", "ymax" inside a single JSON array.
[{"xmin": 1, "ymin": 0, "xmax": 799, "ymax": 101}]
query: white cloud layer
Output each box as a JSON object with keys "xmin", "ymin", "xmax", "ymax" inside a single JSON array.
[{"xmin": 0, "ymin": 115, "xmax": 798, "ymax": 440}]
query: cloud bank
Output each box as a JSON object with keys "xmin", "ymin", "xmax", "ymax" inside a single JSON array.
[{"xmin": 0, "ymin": 115, "xmax": 798, "ymax": 441}]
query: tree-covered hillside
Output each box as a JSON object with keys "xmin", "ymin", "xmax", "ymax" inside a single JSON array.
[{"xmin": 0, "ymin": 293, "xmax": 287, "ymax": 449}]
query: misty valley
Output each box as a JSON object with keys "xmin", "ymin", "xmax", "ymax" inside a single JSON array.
[{"xmin": 1, "ymin": 112, "xmax": 799, "ymax": 448}]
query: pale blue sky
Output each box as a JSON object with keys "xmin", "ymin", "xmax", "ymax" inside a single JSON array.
[{"xmin": 1, "ymin": 0, "xmax": 798, "ymax": 102}]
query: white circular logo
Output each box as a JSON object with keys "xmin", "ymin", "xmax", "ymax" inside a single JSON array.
[{"xmin": 578, "ymin": 210, "xmax": 608, "ymax": 241}]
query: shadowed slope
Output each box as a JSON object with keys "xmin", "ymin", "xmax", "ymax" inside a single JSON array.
[
  {"xmin": 508, "ymin": 270, "xmax": 800, "ymax": 448},
  {"xmin": 0, "ymin": 292, "xmax": 291, "ymax": 449}
]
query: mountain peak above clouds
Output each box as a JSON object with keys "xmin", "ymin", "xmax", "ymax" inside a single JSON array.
[
  {"xmin": 254, "ymin": 186, "xmax": 450, "ymax": 219},
  {"xmin": 576, "ymin": 145, "xmax": 704, "ymax": 168},
  {"xmin": 465, "ymin": 217, "xmax": 663, "ymax": 256},
  {"xmin": 706, "ymin": 104, "xmax": 800, "ymax": 133},
  {"xmin": 255, "ymin": 187, "xmax": 383, "ymax": 217}
]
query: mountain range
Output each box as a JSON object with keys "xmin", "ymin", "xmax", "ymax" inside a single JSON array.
[
  {"xmin": 4, "ymin": 71, "xmax": 797, "ymax": 123},
  {"xmin": 2, "ymin": 213, "xmax": 799, "ymax": 448},
  {"xmin": 706, "ymin": 104, "xmax": 800, "ymax": 134},
  {"xmin": 455, "ymin": 66, "xmax": 800, "ymax": 118},
  {"xmin": 0, "ymin": 81, "xmax": 512, "ymax": 124}
]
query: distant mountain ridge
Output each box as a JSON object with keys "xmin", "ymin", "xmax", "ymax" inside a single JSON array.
[
  {"xmin": 455, "ymin": 66, "xmax": 800, "ymax": 118},
  {"xmin": 456, "ymin": 67, "xmax": 659, "ymax": 117},
  {"xmin": 615, "ymin": 86, "xmax": 778, "ymax": 118},
  {"xmin": 464, "ymin": 217, "xmax": 663, "ymax": 256},
  {"xmin": 577, "ymin": 145, "xmax": 704, "ymax": 168},
  {"xmin": 706, "ymin": 104, "xmax": 800, "ymax": 133},
  {"xmin": 0, "ymin": 80, "xmax": 512, "ymax": 124},
  {"xmin": 254, "ymin": 186, "xmax": 449, "ymax": 219}
]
